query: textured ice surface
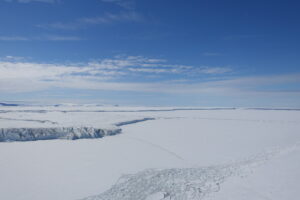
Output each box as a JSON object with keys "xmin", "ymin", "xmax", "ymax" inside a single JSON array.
[
  {"xmin": 83, "ymin": 167, "xmax": 230, "ymax": 200},
  {"xmin": 82, "ymin": 144, "xmax": 299, "ymax": 200},
  {"xmin": 0, "ymin": 127, "xmax": 121, "ymax": 141},
  {"xmin": 0, "ymin": 106, "xmax": 300, "ymax": 200}
]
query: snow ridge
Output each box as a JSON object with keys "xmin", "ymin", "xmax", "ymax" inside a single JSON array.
[{"xmin": 0, "ymin": 127, "xmax": 121, "ymax": 142}]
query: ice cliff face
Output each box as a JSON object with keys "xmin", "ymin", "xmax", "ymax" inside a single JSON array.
[
  {"xmin": 0, "ymin": 117, "xmax": 156, "ymax": 142},
  {"xmin": 0, "ymin": 127, "xmax": 121, "ymax": 142}
]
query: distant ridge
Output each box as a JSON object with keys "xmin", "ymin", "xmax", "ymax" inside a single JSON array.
[{"xmin": 0, "ymin": 102, "xmax": 20, "ymax": 106}]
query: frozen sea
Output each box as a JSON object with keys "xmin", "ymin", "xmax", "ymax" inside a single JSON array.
[{"xmin": 0, "ymin": 105, "xmax": 299, "ymax": 200}]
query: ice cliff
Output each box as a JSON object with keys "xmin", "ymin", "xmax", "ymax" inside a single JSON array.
[{"xmin": 0, "ymin": 127, "xmax": 121, "ymax": 142}]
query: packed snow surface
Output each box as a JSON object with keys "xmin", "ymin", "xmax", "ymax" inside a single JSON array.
[{"xmin": 0, "ymin": 105, "xmax": 300, "ymax": 200}]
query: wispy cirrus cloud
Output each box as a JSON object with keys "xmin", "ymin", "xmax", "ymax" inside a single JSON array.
[
  {"xmin": 202, "ymin": 52, "xmax": 222, "ymax": 57},
  {"xmin": 3, "ymin": 0, "xmax": 57, "ymax": 3},
  {"xmin": 1, "ymin": 55, "xmax": 26, "ymax": 61},
  {"xmin": 224, "ymin": 34, "xmax": 261, "ymax": 40},
  {"xmin": 101, "ymin": 0, "xmax": 135, "ymax": 10},
  {"xmin": 42, "ymin": 35, "xmax": 83, "ymax": 41},
  {"xmin": 0, "ymin": 55, "xmax": 233, "ymax": 92},
  {"xmin": 37, "ymin": 22, "xmax": 81, "ymax": 30},
  {"xmin": 86, "ymin": 55, "xmax": 231, "ymax": 75},
  {"xmin": 37, "ymin": 11, "xmax": 143, "ymax": 30},
  {"xmin": 196, "ymin": 67, "xmax": 231, "ymax": 74},
  {"xmin": 0, "ymin": 55, "xmax": 299, "ymax": 106},
  {"xmin": 0, "ymin": 36, "xmax": 29, "ymax": 41},
  {"xmin": 80, "ymin": 12, "xmax": 142, "ymax": 24},
  {"xmin": 0, "ymin": 55, "xmax": 230, "ymax": 78},
  {"xmin": 0, "ymin": 35, "xmax": 83, "ymax": 41}
]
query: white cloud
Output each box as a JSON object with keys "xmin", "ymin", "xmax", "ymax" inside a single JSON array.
[
  {"xmin": 3, "ymin": 0, "xmax": 57, "ymax": 3},
  {"xmin": 1, "ymin": 56, "xmax": 26, "ymax": 61},
  {"xmin": 202, "ymin": 52, "xmax": 222, "ymax": 56},
  {"xmin": 197, "ymin": 67, "xmax": 232, "ymax": 74},
  {"xmin": 43, "ymin": 35, "xmax": 83, "ymax": 41},
  {"xmin": 38, "ymin": 11, "xmax": 143, "ymax": 30},
  {"xmin": 224, "ymin": 34, "xmax": 260, "ymax": 40},
  {"xmin": 0, "ymin": 55, "xmax": 256, "ymax": 95},
  {"xmin": 80, "ymin": 12, "xmax": 142, "ymax": 24},
  {"xmin": 0, "ymin": 36, "xmax": 29, "ymax": 41},
  {"xmin": 0, "ymin": 35, "xmax": 83, "ymax": 41},
  {"xmin": 36, "ymin": 22, "xmax": 80, "ymax": 30},
  {"xmin": 128, "ymin": 68, "xmax": 176, "ymax": 73},
  {"xmin": 0, "ymin": 56, "xmax": 231, "ymax": 79},
  {"xmin": 101, "ymin": 0, "xmax": 135, "ymax": 10},
  {"xmin": 86, "ymin": 56, "xmax": 231, "ymax": 75}
]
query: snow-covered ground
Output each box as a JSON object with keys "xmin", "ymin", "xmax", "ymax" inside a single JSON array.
[{"xmin": 0, "ymin": 106, "xmax": 299, "ymax": 200}]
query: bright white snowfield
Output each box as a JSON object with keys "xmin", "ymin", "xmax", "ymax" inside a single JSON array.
[{"xmin": 0, "ymin": 105, "xmax": 300, "ymax": 200}]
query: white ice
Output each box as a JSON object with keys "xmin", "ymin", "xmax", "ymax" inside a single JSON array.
[{"xmin": 0, "ymin": 106, "xmax": 299, "ymax": 200}]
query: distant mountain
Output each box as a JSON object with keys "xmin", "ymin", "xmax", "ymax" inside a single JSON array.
[{"xmin": 0, "ymin": 102, "xmax": 20, "ymax": 106}]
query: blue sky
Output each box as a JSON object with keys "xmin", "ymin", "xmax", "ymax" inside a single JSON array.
[{"xmin": 0, "ymin": 0, "xmax": 300, "ymax": 107}]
